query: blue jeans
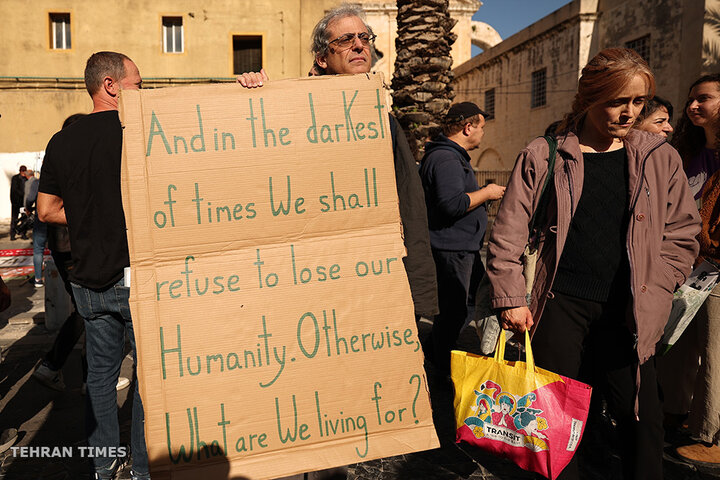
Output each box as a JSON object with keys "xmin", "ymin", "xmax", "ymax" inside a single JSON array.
[
  {"xmin": 71, "ymin": 279, "xmax": 149, "ymax": 478},
  {"xmin": 33, "ymin": 219, "xmax": 47, "ymax": 281}
]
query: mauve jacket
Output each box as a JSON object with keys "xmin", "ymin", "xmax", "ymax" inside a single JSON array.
[{"xmin": 487, "ymin": 130, "xmax": 701, "ymax": 364}]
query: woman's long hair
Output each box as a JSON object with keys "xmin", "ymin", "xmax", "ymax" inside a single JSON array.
[
  {"xmin": 558, "ymin": 48, "xmax": 655, "ymax": 134},
  {"xmin": 671, "ymin": 74, "xmax": 720, "ymax": 166}
]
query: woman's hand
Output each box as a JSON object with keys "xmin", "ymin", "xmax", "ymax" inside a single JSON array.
[{"xmin": 499, "ymin": 306, "xmax": 534, "ymax": 333}]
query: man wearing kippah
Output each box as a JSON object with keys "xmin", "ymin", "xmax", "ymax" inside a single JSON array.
[{"xmin": 419, "ymin": 102, "xmax": 505, "ymax": 374}]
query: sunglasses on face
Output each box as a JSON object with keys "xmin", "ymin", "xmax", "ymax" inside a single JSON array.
[{"xmin": 328, "ymin": 32, "xmax": 376, "ymax": 50}]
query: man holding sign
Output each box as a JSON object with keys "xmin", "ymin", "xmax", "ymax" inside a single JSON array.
[
  {"xmin": 38, "ymin": 52, "xmax": 149, "ymax": 480},
  {"xmin": 239, "ymin": 4, "xmax": 438, "ymax": 323},
  {"xmin": 314, "ymin": 4, "xmax": 438, "ymax": 322}
]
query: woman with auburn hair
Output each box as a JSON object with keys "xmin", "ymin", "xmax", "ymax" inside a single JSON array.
[
  {"xmin": 487, "ymin": 48, "xmax": 700, "ymax": 479},
  {"xmin": 666, "ymin": 74, "xmax": 720, "ymax": 465}
]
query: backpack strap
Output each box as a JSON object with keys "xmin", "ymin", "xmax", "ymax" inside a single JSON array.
[{"xmin": 528, "ymin": 135, "xmax": 558, "ymax": 235}]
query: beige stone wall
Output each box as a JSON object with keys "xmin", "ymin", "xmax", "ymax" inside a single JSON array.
[
  {"xmin": 1, "ymin": 0, "xmax": 335, "ymax": 80},
  {"xmin": 453, "ymin": 1, "xmax": 593, "ymax": 170},
  {"xmin": 0, "ymin": 87, "xmax": 92, "ymax": 152},
  {"xmin": 1, "ymin": 0, "xmax": 332, "ymax": 152},
  {"xmin": 0, "ymin": 0, "xmax": 482, "ymax": 154},
  {"xmin": 361, "ymin": 2, "xmax": 400, "ymax": 82},
  {"xmin": 449, "ymin": 0, "xmax": 483, "ymax": 69},
  {"xmin": 593, "ymin": 0, "xmax": 697, "ymax": 125},
  {"xmin": 360, "ymin": 1, "xmax": 481, "ymax": 78},
  {"xmin": 452, "ymin": 0, "xmax": 707, "ymax": 171}
]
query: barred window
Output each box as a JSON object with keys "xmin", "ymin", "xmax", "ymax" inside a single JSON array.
[
  {"xmin": 162, "ymin": 17, "xmax": 184, "ymax": 53},
  {"xmin": 484, "ymin": 89, "xmax": 495, "ymax": 120},
  {"xmin": 233, "ymin": 36, "xmax": 262, "ymax": 75},
  {"xmin": 531, "ymin": 68, "xmax": 547, "ymax": 108},
  {"xmin": 50, "ymin": 13, "xmax": 71, "ymax": 50},
  {"xmin": 626, "ymin": 35, "xmax": 650, "ymax": 65}
]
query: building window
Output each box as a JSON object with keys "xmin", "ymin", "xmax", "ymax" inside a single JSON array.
[
  {"xmin": 233, "ymin": 36, "xmax": 262, "ymax": 75},
  {"xmin": 531, "ymin": 68, "xmax": 547, "ymax": 108},
  {"xmin": 163, "ymin": 17, "xmax": 183, "ymax": 53},
  {"xmin": 626, "ymin": 35, "xmax": 650, "ymax": 64},
  {"xmin": 484, "ymin": 89, "xmax": 495, "ymax": 120},
  {"xmin": 50, "ymin": 13, "xmax": 71, "ymax": 50}
]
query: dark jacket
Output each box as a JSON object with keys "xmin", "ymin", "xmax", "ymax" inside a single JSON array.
[
  {"xmin": 420, "ymin": 135, "xmax": 487, "ymax": 251},
  {"xmin": 10, "ymin": 173, "xmax": 25, "ymax": 206},
  {"xmin": 390, "ymin": 116, "xmax": 439, "ymax": 317},
  {"xmin": 487, "ymin": 130, "xmax": 700, "ymax": 363}
]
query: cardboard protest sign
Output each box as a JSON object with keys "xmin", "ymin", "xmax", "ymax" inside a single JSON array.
[{"xmin": 118, "ymin": 73, "xmax": 438, "ymax": 480}]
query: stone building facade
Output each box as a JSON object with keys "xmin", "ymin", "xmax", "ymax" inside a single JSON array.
[
  {"xmin": 0, "ymin": 0, "xmax": 482, "ymax": 154},
  {"xmin": 453, "ymin": 0, "xmax": 715, "ymax": 171},
  {"xmin": 0, "ymin": 0, "xmax": 486, "ymax": 218}
]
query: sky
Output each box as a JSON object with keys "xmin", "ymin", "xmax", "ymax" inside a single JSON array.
[{"xmin": 471, "ymin": 0, "xmax": 572, "ymax": 56}]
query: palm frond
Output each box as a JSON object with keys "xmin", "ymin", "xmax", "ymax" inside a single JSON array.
[
  {"xmin": 702, "ymin": 39, "xmax": 720, "ymax": 70},
  {"xmin": 705, "ymin": 8, "xmax": 720, "ymax": 37}
]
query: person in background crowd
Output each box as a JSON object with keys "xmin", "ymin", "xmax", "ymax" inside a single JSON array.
[
  {"xmin": 635, "ymin": 95, "xmax": 674, "ymax": 138},
  {"xmin": 419, "ymin": 102, "xmax": 505, "ymax": 374},
  {"xmin": 23, "ymin": 169, "xmax": 46, "ymax": 287},
  {"xmin": 37, "ymin": 51, "xmax": 148, "ymax": 480},
  {"xmin": 487, "ymin": 48, "xmax": 700, "ymax": 479},
  {"xmin": 23, "ymin": 169, "xmax": 36, "ymax": 212},
  {"xmin": 9, "ymin": 165, "xmax": 27, "ymax": 241},
  {"xmin": 633, "ymin": 94, "xmax": 695, "ymax": 442},
  {"xmin": 668, "ymin": 73, "xmax": 720, "ymax": 465}
]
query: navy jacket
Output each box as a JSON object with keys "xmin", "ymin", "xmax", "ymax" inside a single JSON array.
[{"xmin": 420, "ymin": 135, "xmax": 487, "ymax": 251}]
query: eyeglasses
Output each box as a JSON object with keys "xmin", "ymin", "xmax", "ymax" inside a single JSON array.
[{"xmin": 328, "ymin": 32, "xmax": 376, "ymax": 50}]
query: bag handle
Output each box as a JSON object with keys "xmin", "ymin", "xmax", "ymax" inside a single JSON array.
[
  {"xmin": 493, "ymin": 330, "xmax": 535, "ymax": 375},
  {"xmin": 493, "ymin": 329, "xmax": 507, "ymax": 363},
  {"xmin": 523, "ymin": 330, "xmax": 535, "ymax": 373}
]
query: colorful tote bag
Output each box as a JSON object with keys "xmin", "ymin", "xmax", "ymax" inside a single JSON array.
[{"xmin": 451, "ymin": 331, "xmax": 592, "ymax": 480}]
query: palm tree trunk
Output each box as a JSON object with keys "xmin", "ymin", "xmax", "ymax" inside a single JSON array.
[{"xmin": 392, "ymin": 0, "xmax": 457, "ymax": 160}]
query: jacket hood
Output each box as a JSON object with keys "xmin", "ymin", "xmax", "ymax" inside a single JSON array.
[{"xmin": 423, "ymin": 135, "xmax": 470, "ymax": 161}]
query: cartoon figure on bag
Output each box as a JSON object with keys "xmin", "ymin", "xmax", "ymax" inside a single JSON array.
[
  {"xmin": 464, "ymin": 391, "xmax": 494, "ymax": 437},
  {"xmin": 464, "ymin": 381, "xmax": 550, "ymax": 451},
  {"xmin": 515, "ymin": 410, "xmax": 550, "ymax": 451},
  {"xmin": 492, "ymin": 394, "xmax": 517, "ymax": 428},
  {"xmin": 513, "ymin": 392, "xmax": 549, "ymax": 448}
]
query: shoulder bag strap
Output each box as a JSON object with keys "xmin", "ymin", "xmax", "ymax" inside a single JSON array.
[{"xmin": 528, "ymin": 135, "xmax": 558, "ymax": 235}]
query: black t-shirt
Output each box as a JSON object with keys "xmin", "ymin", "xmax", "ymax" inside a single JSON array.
[{"xmin": 39, "ymin": 110, "xmax": 129, "ymax": 290}]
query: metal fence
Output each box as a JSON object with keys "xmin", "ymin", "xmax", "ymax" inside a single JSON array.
[{"xmin": 475, "ymin": 170, "xmax": 512, "ymax": 220}]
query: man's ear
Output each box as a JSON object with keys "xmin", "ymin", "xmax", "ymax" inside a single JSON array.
[
  {"xmin": 463, "ymin": 122, "xmax": 473, "ymax": 136},
  {"xmin": 316, "ymin": 55, "xmax": 328, "ymax": 70},
  {"xmin": 103, "ymin": 75, "xmax": 119, "ymax": 97}
]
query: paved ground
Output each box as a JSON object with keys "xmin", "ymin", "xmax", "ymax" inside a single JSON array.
[{"xmin": 0, "ymin": 220, "xmax": 719, "ymax": 479}]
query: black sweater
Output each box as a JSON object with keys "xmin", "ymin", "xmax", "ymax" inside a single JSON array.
[{"xmin": 552, "ymin": 148, "xmax": 631, "ymax": 302}]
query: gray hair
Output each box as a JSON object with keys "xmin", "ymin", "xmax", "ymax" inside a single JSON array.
[
  {"xmin": 310, "ymin": 4, "xmax": 374, "ymax": 58},
  {"xmin": 84, "ymin": 51, "xmax": 130, "ymax": 96}
]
